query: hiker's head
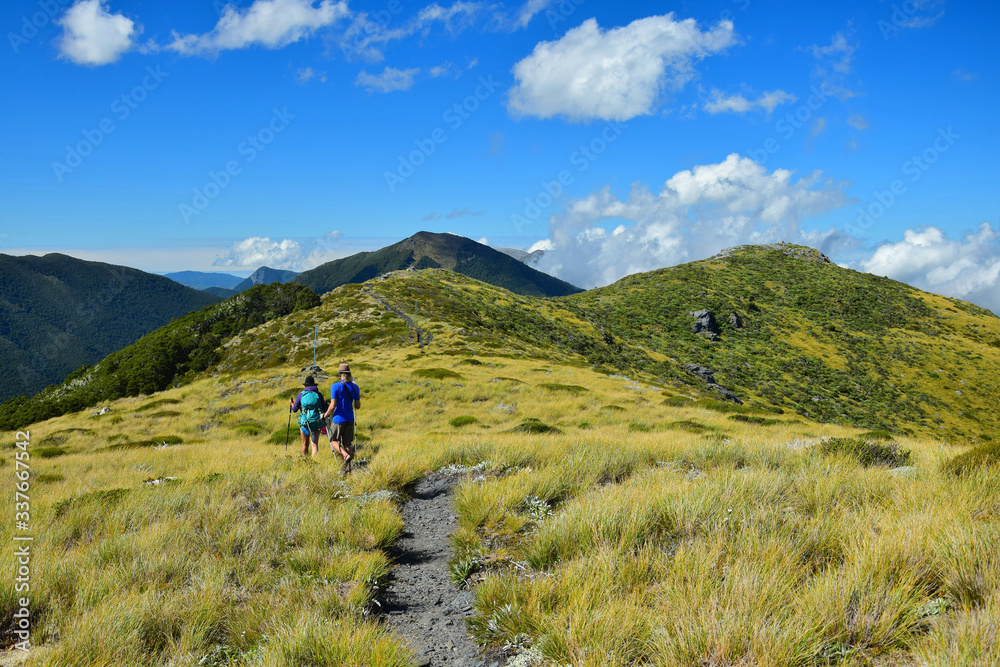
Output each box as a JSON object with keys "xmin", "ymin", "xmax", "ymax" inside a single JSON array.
[
  {"xmin": 303, "ymin": 376, "xmax": 315, "ymax": 386},
  {"xmin": 338, "ymin": 363, "xmax": 352, "ymax": 382}
]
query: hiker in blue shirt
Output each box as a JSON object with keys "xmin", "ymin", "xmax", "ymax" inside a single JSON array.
[
  {"xmin": 324, "ymin": 362, "xmax": 361, "ymax": 473},
  {"xmin": 290, "ymin": 375, "xmax": 327, "ymax": 457}
]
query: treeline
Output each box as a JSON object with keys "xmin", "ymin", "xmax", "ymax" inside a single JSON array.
[{"xmin": 0, "ymin": 283, "xmax": 321, "ymax": 430}]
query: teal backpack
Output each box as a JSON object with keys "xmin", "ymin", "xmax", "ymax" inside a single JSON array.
[{"xmin": 298, "ymin": 391, "xmax": 325, "ymax": 431}]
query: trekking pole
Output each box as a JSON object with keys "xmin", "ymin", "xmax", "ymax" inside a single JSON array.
[{"xmin": 285, "ymin": 403, "xmax": 292, "ymax": 451}]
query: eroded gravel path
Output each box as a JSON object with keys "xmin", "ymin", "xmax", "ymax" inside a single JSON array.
[{"xmin": 381, "ymin": 473, "xmax": 500, "ymax": 667}]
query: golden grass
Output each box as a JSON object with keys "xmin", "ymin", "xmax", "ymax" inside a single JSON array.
[{"xmin": 1, "ymin": 346, "xmax": 997, "ymax": 665}]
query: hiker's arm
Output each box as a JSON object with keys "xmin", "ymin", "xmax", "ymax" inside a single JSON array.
[{"xmin": 353, "ymin": 399, "xmax": 361, "ymax": 411}]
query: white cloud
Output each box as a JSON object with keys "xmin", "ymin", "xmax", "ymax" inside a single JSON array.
[
  {"xmin": 297, "ymin": 66, "xmax": 326, "ymax": 82},
  {"xmin": 860, "ymin": 223, "xmax": 1000, "ymax": 312},
  {"xmin": 704, "ymin": 88, "xmax": 796, "ymax": 115},
  {"xmin": 215, "ymin": 237, "xmax": 303, "ymax": 269},
  {"xmin": 339, "ymin": 1, "xmax": 482, "ymax": 62},
  {"xmin": 514, "ymin": 0, "xmax": 555, "ymax": 29},
  {"xmin": 507, "ymin": 14, "xmax": 736, "ymax": 122},
  {"xmin": 355, "ymin": 66, "xmax": 420, "ymax": 92},
  {"xmin": 811, "ymin": 117, "xmax": 828, "ymax": 136},
  {"xmin": 530, "ymin": 153, "xmax": 850, "ymax": 288},
  {"xmin": 429, "ymin": 63, "xmax": 451, "ymax": 77},
  {"xmin": 847, "ymin": 114, "xmax": 868, "ymax": 130},
  {"xmin": 167, "ymin": 0, "xmax": 349, "ymax": 56},
  {"xmin": 57, "ymin": 0, "xmax": 136, "ymax": 66},
  {"xmin": 215, "ymin": 231, "xmax": 346, "ymax": 270},
  {"xmin": 806, "ymin": 29, "xmax": 860, "ymax": 100}
]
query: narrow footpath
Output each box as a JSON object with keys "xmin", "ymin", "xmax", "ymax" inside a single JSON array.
[{"xmin": 380, "ymin": 473, "xmax": 500, "ymax": 667}]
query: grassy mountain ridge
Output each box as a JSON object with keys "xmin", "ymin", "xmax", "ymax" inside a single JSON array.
[
  {"xmin": 0, "ymin": 253, "xmax": 220, "ymax": 403},
  {"xmin": 294, "ymin": 231, "xmax": 582, "ymax": 297},
  {"xmin": 216, "ymin": 244, "xmax": 1000, "ymax": 442}
]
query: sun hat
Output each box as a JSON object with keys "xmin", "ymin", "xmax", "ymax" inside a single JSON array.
[
  {"xmin": 338, "ymin": 363, "xmax": 351, "ymax": 374},
  {"xmin": 303, "ymin": 376, "xmax": 315, "ymax": 386}
]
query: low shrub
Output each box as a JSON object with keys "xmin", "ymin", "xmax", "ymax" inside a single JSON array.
[
  {"xmin": 37, "ymin": 447, "xmax": 67, "ymax": 458},
  {"xmin": 450, "ymin": 416, "xmax": 478, "ymax": 428},
  {"xmin": 819, "ymin": 437, "xmax": 911, "ymax": 468},
  {"xmin": 510, "ymin": 418, "xmax": 561, "ymax": 434}
]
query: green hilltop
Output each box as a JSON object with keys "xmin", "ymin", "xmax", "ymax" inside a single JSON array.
[{"xmin": 294, "ymin": 230, "xmax": 582, "ymax": 297}]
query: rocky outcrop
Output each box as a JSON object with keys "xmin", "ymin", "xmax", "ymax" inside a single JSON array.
[
  {"xmin": 729, "ymin": 313, "xmax": 743, "ymax": 329},
  {"xmin": 689, "ymin": 310, "xmax": 720, "ymax": 340},
  {"xmin": 683, "ymin": 363, "xmax": 743, "ymax": 404}
]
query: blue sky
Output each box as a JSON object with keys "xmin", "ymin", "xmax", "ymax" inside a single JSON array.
[{"xmin": 2, "ymin": 0, "xmax": 998, "ymax": 309}]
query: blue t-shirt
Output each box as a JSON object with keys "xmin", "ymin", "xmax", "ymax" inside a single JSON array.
[{"xmin": 330, "ymin": 381, "xmax": 360, "ymax": 423}]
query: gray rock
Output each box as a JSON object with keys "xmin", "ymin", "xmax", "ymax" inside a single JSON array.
[
  {"xmin": 683, "ymin": 364, "xmax": 743, "ymax": 405},
  {"xmin": 729, "ymin": 313, "xmax": 743, "ymax": 329},
  {"xmin": 888, "ymin": 466, "xmax": 917, "ymax": 477},
  {"xmin": 689, "ymin": 310, "xmax": 720, "ymax": 339}
]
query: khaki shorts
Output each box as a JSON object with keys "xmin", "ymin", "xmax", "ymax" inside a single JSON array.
[{"xmin": 329, "ymin": 420, "xmax": 355, "ymax": 451}]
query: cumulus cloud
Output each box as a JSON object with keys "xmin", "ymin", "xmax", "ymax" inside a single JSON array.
[
  {"xmin": 860, "ymin": 223, "xmax": 1000, "ymax": 312},
  {"xmin": 355, "ymin": 66, "xmax": 420, "ymax": 92},
  {"xmin": 297, "ymin": 66, "xmax": 327, "ymax": 82},
  {"xmin": 57, "ymin": 0, "xmax": 136, "ymax": 66},
  {"xmin": 213, "ymin": 231, "xmax": 345, "ymax": 270},
  {"xmin": 507, "ymin": 13, "xmax": 736, "ymax": 122},
  {"xmin": 167, "ymin": 0, "xmax": 349, "ymax": 56},
  {"xmin": 215, "ymin": 236, "xmax": 304, "ymax": 269},
  {"xmin": 704, "ymin": 88, "xmax": 797, "ymax": 116},
  {"xmin": 530, "ymin": 153, "xmax": 851, "ymax": 288}
]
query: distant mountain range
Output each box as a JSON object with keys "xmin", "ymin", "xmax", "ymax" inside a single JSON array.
[
  {"xmin": 163, "ymin": 270, "xmax": 244, "ymax": 290},
  {"xmin": 295, "ymin": 231, "xmax": 581, "ymax": 297},
  {"xmin": 0, "ymin": 254, "xmax": 220, "ymax": 403},
  {"xmin": 234, "ymin": 267, "xmax": 299, "ymax": 293}
]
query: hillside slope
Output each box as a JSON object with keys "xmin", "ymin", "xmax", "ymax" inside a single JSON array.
[
  {"xmin": 222, "ymin": 244, "xmax": 999, "ymax": 442},
  {"xmin": 0, "ymin": 253, "xmax": 220, "ymax": 402},
  {"xmin": 294, "ymin": 231, "xmax": 582, "ymax": 297},
  {"xmin": 0, "ymin": 283, "xmax": 319, "ymax": 430}
]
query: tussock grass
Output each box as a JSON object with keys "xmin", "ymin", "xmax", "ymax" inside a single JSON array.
[{"xmin": 3, "ymin": 342, "xmax": 997, "ymax": 665}]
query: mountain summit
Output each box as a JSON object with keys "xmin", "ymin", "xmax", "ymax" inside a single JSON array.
[{"xmin": 294, "ymin": 231, "xmax": 581, "ymax": 297}]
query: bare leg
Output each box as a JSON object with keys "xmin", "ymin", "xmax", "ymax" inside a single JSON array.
[{"xmin": 300, "ymin": 431, "xmax": 309, "ymax": 456}]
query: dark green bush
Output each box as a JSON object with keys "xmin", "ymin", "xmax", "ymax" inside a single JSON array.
[
  {"xmin": 450, "ymin": 416, "xmax": 478, "ymax": 428},
  {"xmin": 510, "ymin": 418, "xmax": 561, "ymax": 434},
  {"xmin": 37, "ymin": 447, "xmax": 67, "ymax": 458},
  {"xmin": 820, "ymin": 437, "xmax": 911, "ymax": 468},
  {"xmin": 136, "ymin": 398, "xmax": 182, "ymax": 411},
  {"xmin": 728, "ymin": 414, "xmax": 780, "ymax": 426},
  {"xmin": 667, "ymin": 420, "xmax": 711, "ymax": 433}
]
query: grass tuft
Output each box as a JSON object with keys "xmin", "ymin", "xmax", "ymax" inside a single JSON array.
[{"xmin": 819, "ymin": 437, "xmax": 911, "ymax": 468}]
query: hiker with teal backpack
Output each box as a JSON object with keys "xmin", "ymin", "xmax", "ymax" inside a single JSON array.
[
  {"xmin": 324, "ymin": 363, "xmax": 361, "ymax": 473},
  {"xmin": 290, "ymin": 375, "xmax": 327, "ymax": 457}
]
